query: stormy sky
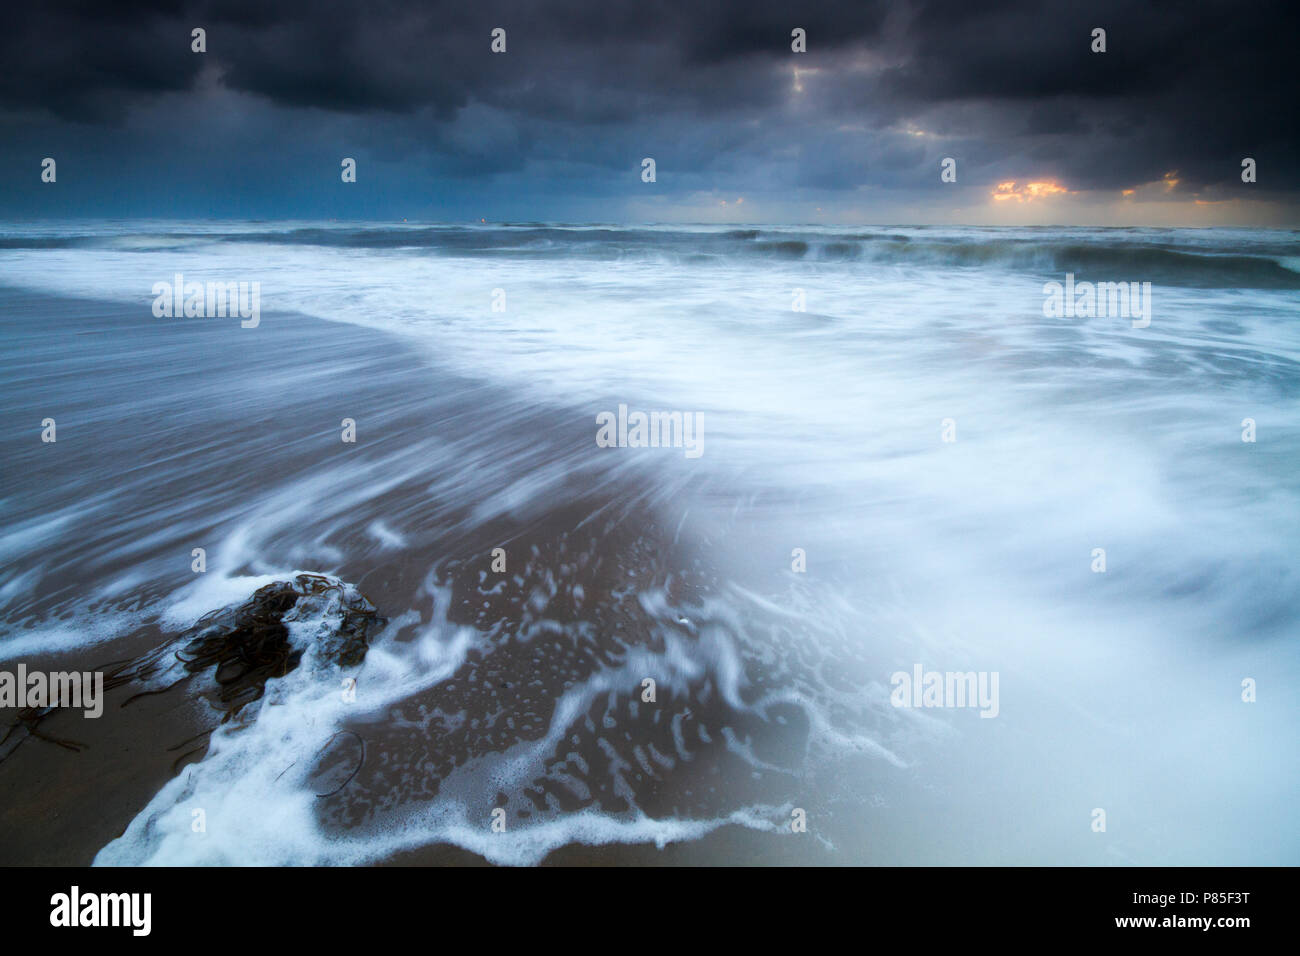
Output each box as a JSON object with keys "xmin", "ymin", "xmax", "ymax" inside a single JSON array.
[{"xmin": 1, "ymin": 0, "xmax": 1296, "ymax": 224}]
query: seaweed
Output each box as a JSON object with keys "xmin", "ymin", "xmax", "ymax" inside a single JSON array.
[
  {"xmin": 0, "ymin": 706, "xmax": 88, "ymax": 756},
  {"xmin": 123, "ymin": 572, "xmax": 383, "ymax": 720},
  {"xmin": 0, "ymin": 573, "xmax": 385, "ymax": 765},
  {"xmin": 310, "ymin": 730, "xmax": 367, "ymax": 798}
]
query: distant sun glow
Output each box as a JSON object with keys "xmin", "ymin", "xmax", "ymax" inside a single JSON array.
[{"xmin": 991, "ymin": 180, "xmax": 1070, "ymax": 202}]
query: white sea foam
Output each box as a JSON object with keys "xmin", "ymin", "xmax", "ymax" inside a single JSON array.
[
  {"xmin": 1, "ymin": 222, "xmax": 1296, "ymax": 864},
  {"xmin": 94, "ymin": 573, "xmax": 796, "ymax": 866}
]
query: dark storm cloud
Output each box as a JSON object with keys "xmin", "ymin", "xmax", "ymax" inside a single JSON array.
[
  {"xmin": 0, "ymin": 0, "xmax": 204, "ymax": 122},
  {"xmin": 868, "ymin": 0, "xmax": 1300, "ymax": 191},
  {"xmin": 0, "ymin": 0, "xmax": 1296, "ymax": 214},
  {"xmin": 0, "ymin": 0, "xmax": 890, "ymax": 119}
]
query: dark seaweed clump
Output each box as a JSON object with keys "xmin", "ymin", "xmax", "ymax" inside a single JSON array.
[
  {"xmin": 2, "ymin": 573, "xmax": 383, "ymax": 771},
  {"xmin": 178, "ymin": 573, "xmax": 382, "ymax": 712},
  {"xmin": 116, "ymin": 573, "xmax": 385, "ymax": 718}
]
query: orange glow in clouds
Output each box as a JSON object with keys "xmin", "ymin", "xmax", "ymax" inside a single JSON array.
[{"xmin": 991, "ymin": 180, "xmax": 1070, "ymax": 202}]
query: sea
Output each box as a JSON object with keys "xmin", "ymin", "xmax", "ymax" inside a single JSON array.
[{"xmin": 1, "ymin": 221, "xmax": 1297, "ymax": 865}]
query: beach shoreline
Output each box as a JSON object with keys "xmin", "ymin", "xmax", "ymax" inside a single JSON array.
[{"xmin": 3, "ymin": 219, "xmax": 1298, "ymax": 866}]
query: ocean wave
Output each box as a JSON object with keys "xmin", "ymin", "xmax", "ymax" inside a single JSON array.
[{"xmin": 3, "ymin": 224, "xmax": 1298, "ymax": 287}]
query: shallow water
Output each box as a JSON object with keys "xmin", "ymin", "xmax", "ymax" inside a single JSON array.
[{"xmin": 1, "ymin": 222, "xmax": 1297, "ymax": 865}]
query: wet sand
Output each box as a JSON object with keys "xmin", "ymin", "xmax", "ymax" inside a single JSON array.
[
  {"xmin": 5, "ymin": 281, "xmax": 1291, "ymax": 867},
  {"xmin": 0, "ymin": 289, "xmax": 877, "ymax": 865}
]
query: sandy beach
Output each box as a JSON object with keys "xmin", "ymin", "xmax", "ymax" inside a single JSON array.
[
  {"xmin": 0, "ymin": 287, "xmax": 858, "ymax": 865},
  {"xmin": 2, "ymin": 223, "xmax": 1297, "ymax": 867}
]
